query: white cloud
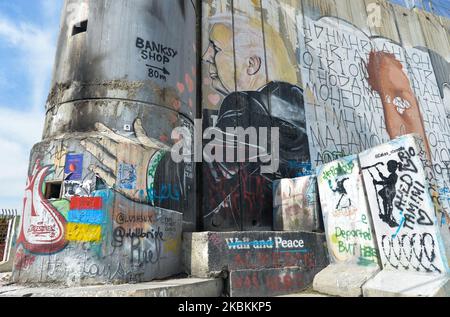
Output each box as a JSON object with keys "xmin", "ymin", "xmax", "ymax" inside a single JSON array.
[
  {"xmin": 0, "ymin": 1, "xmax": 60, "ymax": 209},
  {"xmin": 41, "ymin": 0, "xmax": 63, "ymax": 20},
  {"xmin": 0, "ymin": 13, "xmax": 57, "ymax": 111},
  {"xmin": 0, "ymin": 107, "xmax": 44, "ymax": 208}
]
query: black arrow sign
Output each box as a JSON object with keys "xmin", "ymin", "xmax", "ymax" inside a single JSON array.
[{"xmin": 146, "ymin": 64, "xmax": 170, "ymax": 76}]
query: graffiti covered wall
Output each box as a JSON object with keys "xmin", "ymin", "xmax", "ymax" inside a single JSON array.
[
  {"xmin": 13, "ymin": 0, "xmax": 197, "ymax": 285},
  {"xmin": 297, "ymin": 11, "xmax": 449, "ymax": 229},
  {"xmin": 14, "ymin": 0, "xmax": 450, "ymax": 286},
  {"xmin": 201, "ymin": 0, "xmax": 311, "ymax": 231},
  {"xmin": 201, "ymin": 0, "xmax": 449, "ymax": 234},
  {"xmin": 13, "ymin": 139, "xmax": 183, "ymax": 285},
  {"xmin": 44, "ymin": 0, "xmax": 198, "ymax": 231}
]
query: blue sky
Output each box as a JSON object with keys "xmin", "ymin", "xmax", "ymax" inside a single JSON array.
[
  {"xmin": 391, "ymin": 0, "xmax": 450, "ymax": 18},
  {"xmin": 0, "ymin": 0, "xmax": 63, "ymax": 210},
  {"xmin": 0, "ymin": 0, "xmax": 447, "ymax": 211}
]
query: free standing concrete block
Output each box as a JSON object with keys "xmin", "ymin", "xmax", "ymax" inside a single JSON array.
[
  {"xmin": 273, "ymin": 176, "xmax": 322, "ymax": 232},
  {"xmin": 314, "ymin": 155, "xmax": 380, "ymax": 297},
  {"xmin": 183, "ymin": 231, "xmax": 329, "ymax": 278},
  {"xmin": 229, "ymin": 267, "xmax": 320, "ymax": 297},
  {"xmin": 362, "ymin": 270, "xmax": 450, "ymax": 297},
  {"xmin": 313, "ymin": 263, "xmax": 380, "ymax": 297},
  {"xmin": 360, "ymin": 134, "xmax": 450, "ymax": 297}
]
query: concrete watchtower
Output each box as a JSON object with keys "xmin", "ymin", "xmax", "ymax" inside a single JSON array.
[{"xmin": 12, "ymin": 0, "xmax": 198, "ymax": 285}]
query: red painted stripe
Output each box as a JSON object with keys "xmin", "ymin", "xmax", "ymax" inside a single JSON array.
[{"xmin": 70, "ymin": 197, "xmax": 103, "ymax": 210}]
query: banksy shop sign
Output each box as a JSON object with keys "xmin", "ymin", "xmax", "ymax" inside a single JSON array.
[{"xmin": 136, "ymin": 37, "xmax": 178, "ymax": 82}]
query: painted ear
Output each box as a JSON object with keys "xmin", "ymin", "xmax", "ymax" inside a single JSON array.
[{"xmin": 247, "ymin": 55, "xmax": 262, "ymax": 76}]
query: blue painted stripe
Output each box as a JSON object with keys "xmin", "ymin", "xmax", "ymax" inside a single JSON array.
[
  {"xmin": 279, "ymin": 249, "xmax": 309, "ymax": 253},
  {"xmin": 68, "ymin": 209, "xmax": 104, "ymax": 225},
  {"xmin": 392, "ymin": 212, "xmax": 405, "ymax": 239}
]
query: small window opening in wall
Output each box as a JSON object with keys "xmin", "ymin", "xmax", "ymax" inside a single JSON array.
[
  {"xmin": 45, "ymin": 182, "xmax": 62, "ymax": 200},
  {"xmin": 72, "ymin": 20, "xmax": 88, "ymax": 36}
]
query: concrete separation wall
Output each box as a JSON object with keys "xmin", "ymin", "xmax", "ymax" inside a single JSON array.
[{"xmin": 200, "ymin": 0, "xmax": 450, "ymax": 243}]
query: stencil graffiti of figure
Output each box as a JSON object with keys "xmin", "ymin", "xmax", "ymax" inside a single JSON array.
[
  {"xmin": 372, "ymin": 160, "xmax": 401, "ymax": 228},
  {"xmin": 202, "ymin": 13, "xmax": 311, "ymax": 230},
  {"xmin": 330, "ymin": 177, "xmax": 351, "ymax": 210}
]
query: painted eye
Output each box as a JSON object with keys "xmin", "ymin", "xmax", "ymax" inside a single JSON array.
[{"xmin": 211, "ymin": 41, "xmax": 221, "ymax": 53}]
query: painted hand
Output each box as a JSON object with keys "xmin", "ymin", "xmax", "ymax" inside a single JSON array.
[{"xmin": 80, "ymin": 119, "xmax": 170, "ymax": 203}]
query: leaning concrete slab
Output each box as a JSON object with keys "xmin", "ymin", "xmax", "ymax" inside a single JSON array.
[
  {"xmin": 360, "ymin": 134, "xmax": 450, "ymax": 297},
  {"xmin": 0, "ymin": 278, "xmax": 224, "ymax": 297},
  {"xmin": 273, "ymin": 176, "xmax": 322, "ymax": 232},
  {"xmin": 313, "ymin": 264, "xmax": 379, "ymax": 297},
  {"xmin": 229, "ymin": 267, "xmax": 320, "ymax": 297},
  {"xmin": 314, "ymin": 156, "xmax": 380, "ymax": 297},
  {"xmin": 362, "ymin": 271, "xmax": 450, "ymax": 297},
  {"xmin": 183, "ymin": 231, "xmax": 329, "ymax": 279}
]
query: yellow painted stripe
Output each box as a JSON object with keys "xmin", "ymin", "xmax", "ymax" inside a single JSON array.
[{"xmin": 66, "ymin": 223, "xmax": 102, "ymax": 242}]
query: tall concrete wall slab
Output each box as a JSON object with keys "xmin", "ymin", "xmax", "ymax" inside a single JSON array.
[
  {"xmin": 273, "ymin": 176, "xmax": 322, "ymax": 232},
  {"xmin": 201, "ymin": 0, "xmax": 312, "ymax": 231}
]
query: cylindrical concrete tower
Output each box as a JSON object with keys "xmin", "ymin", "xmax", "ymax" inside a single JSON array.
[{"xmin": 13, "ymin": 0, "xmax": 198, "ymax": 286}]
